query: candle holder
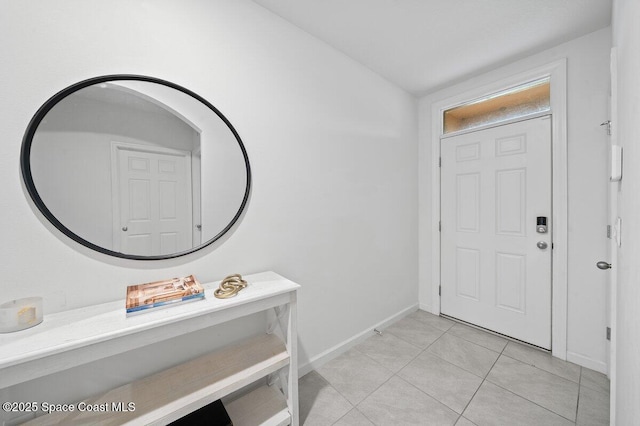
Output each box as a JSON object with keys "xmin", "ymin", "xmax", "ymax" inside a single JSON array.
[{"xmin": 0, "ymin": 297, "xmax": 43, "ymax": 333}]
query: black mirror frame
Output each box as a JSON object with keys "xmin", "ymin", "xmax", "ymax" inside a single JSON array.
[{"xmin": 20, "ymin": 75, "xmax": 251, "ymax": 261}]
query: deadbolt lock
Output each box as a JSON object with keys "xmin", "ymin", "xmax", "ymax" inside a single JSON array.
[{"xmin": 536, "ymin": 216, "xmax": 548, "ymax": 233}]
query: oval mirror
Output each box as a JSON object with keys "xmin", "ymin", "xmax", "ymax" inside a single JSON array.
[{"xmin": 21, "ymin": 75, "xmax": 251, "ymax": 260}]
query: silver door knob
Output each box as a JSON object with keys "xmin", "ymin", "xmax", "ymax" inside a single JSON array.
[
  {"xmin": 122, "ymin": 226, "xmax": 128, "ymax": 232},
  {"xmin": 537, "ymin": 241, "xmax": 548, "ymax": 249},
  {"xmin": 596, "ymin": 261, "xmax": 612, "ymax": 270}
]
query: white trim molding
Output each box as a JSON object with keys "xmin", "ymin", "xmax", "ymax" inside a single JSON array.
[
  {"xmin": 567, "ymin": 351, "xmax": 608, "ymax": 374},
  {"xmin": 298, "ymin": 304, "xmax": 418, "ymax": 377},
  {"xmin": 428, "ymin": 59, "xmax": 568, "ymax": 360}
]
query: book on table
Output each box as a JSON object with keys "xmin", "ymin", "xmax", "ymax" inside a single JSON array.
[{"xmin": 126, "ymin": 274, "xmax": 205, "ymax": 315}]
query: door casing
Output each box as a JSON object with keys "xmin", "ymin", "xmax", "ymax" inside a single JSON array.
[
  {"xmin": 607, "ymin": 46, "xmax": 618, "ymax": 424},
  {"xmin": 429, "ymin": 58, "xmax": 568, "ymax": 359}
]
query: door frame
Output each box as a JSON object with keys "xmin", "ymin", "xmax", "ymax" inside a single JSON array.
[
  {"xmin": 430, "ymin": 59, "xmax": 568, "ymax": 359},
  {"xmin": 110, "ymin": 141, "xmax": 194, "ymax": 253},
  {"xmin": 607, "ymin": 47, "xmax": 618, "ymax": 424},
  {"xmin": 191, "ymin": 144, "xmax": 202, "ymax": 247}
]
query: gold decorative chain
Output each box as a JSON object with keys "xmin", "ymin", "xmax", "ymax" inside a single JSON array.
[{"xmin": 213, "ymin": 274, "xmax": 248, "ymax": 299}]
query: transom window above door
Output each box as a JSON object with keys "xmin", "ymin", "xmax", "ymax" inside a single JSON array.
[{"xmin": 443, "ymin": 77, "xmax": 550, "ymax": 134}]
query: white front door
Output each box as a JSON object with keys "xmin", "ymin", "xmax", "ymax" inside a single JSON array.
[
  {"xmin": 441, "ymin": 116, "xmax": 552, "ymax": 349},
  {"xmin": 112, "ymin": 144, "xmax": 193, "ymax": 256}
]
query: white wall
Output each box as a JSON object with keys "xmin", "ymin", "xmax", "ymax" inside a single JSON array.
[
  {"xmin": 0, "ymin": 0, "xmax": 418, "ymax": 420},
  {"xmin": 419, "ymin": 28, "xmax": 612, "ymax": 371},
  {"xmin": 611, "ymin": 0, "xmax": 640, "ymax": 423}
]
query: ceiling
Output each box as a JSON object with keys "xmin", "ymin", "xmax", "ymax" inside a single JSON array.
[{"xmin": 250, "ymin": 0, "xmax": 612, "ymax": 96}]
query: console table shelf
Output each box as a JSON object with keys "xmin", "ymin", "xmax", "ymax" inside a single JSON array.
[
  {"xmin": 226, "ymin": 385, "xmax": 290, "ymax": 426},
  {"xmin": 1, "ymin": 271, "xmax": 299, "ymax": 426}
]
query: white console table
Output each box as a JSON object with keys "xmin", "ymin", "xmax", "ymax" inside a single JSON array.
[{"xmin": 0, "ymin": 271, "xmax": 299, "ymax": 425}]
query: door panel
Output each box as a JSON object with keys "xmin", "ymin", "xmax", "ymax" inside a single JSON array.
[
  {"xmin": 456, "ymin": 247, "xmax": 480, "ymax": 300},
  {"xmin": 456, "ymin": 173, "xmax": 480, "ymax": 232},
  {"xmin": 496, "ymin": 168, "xmax": 525, "ymax": 235},
  {"xmin": 495, "ymin": 252, "xmax": 525, "ymax": 313},
  {"xmin": 441, "ymin": 116, "xmax": 552, "ymax": 349}
]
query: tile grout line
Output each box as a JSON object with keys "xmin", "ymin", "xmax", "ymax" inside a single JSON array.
[
  {"xmin": 309, "ymin": 370, "xmax": 359, "ymax": 425},
  {"xmin": 353, "ymin": 330, "xmax": 423, "ymax": 370},
  {"xmin": 482, "ymin": 342, "xmax": 581, "ymax": 423},
  {"xmin": 443, "ymin": 319, "xmax": 583, "ymax": 387},
  {"xmin": 484, "ymin": 378, "xmax": 579, "ymax": 424},
  {"xmin": 575, "ymin": 366, "xmax": 583, "ymax": 422},
  {"xmin": 391, "ymin": 321, "xmax": 514, "ymax": 421},
  {"xmin": 423, "ymin": 327, "xmax": 490, "ymax": 420},
  {"xmin": 457, "ymin": 337, "xmax": 508, "ymax": 422},
  {"xmin": 355, "ymin": 407, "xmax": 378, "ymax": 426},
  {"xmin": 450, "ymin": 336, "xmax": 582, "ymax": 420},
  {"xmin": 300, "ymin": 371, "xmax": 353, "ymax": 425},
  {"xmin": 377, "ymin": 321, "xmax": 449, "ymax": 371},
  {"xmin": 384, "ymin": 315, "xmax": 450, "ymax": 348},
  {"xmin": 336, "ymin": 322, "xmax": 456, "ymax": 425},
  {"xmin": 393, "ymin": 325, "xmax": 498, "ymax": 423},
  {"xmin": 329, "ymin": 406, "xmax": 355, "ymax": 426},
  {"xmin": 348, "ymin": 375, "xmax": 396, "ymax": 426},
  {"xmin": 312, "ymin": 352, "xmax": 379, "ymax": 420},
  {"xmin": 327, "ymin": 331, "xmax": 423, "ymax": 425},
  {"xmin": 422, "ymin": 331, "xmax": 502, "ymax": 379},
  {"xmin": 499, "ymin": 351, "xmax": 581, "ymax": 384},
  {"xmin": 392, "ymin": 374, "xmax": 462, "ymax": 422}
]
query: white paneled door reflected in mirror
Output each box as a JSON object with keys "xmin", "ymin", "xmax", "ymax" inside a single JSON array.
[{"xmin": 21, "ymin": 76, "xmax": 251, "ymax": 260}]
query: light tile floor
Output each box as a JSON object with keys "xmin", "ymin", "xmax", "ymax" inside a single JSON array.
[{"xmin": 300, "ymin": 310, "xmax": 610, "ymax": 426}]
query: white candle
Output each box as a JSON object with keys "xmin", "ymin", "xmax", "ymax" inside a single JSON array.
[{"xmin": 0, "ymin": 297, "xmax": 43, "ymax": 333}]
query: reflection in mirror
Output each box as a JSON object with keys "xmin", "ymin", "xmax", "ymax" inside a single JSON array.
[{"xmin": 23, "ymin": 77, "xmax": 250, "ymax": 260}]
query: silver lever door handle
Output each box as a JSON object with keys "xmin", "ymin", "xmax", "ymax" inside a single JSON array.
[
  {"xmin": 537, "ymin": 241, "xmax": 548, "ymax": 249},
  {"xmin": 596, "ymin": 261, "xmax": 612, "ymax": 270}
]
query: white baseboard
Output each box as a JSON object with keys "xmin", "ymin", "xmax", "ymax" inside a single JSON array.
[
  {"xmin": 567, "ymin": 351, "xmax": 608, "ymax": 374},
  {"xmin": 418, "ymin": 303, "xmax": 435, "ymax": 314},
  {"xmin": 298, "ymin": 304, "xmax": 419, "ymax": 377}
]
